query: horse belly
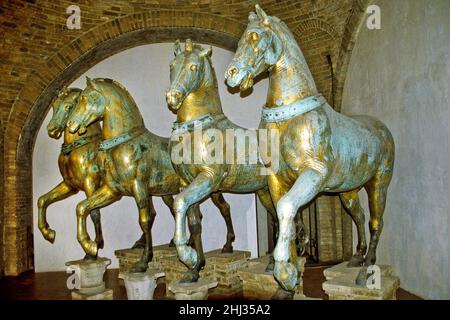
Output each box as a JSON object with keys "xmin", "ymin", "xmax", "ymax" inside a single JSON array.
[{"xmin": 326, "ymin": 111, "xmax": 384, "ymax": 191}]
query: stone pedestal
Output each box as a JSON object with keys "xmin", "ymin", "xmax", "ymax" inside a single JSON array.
[
  {"xmin": 237, "ymin": 255, "xmax": 306, "ymax": 300},
  {"xmin": 115, "ymin": 244, "xmax": 176, "ymax": 277},
  {"xmin": 65, "ymin": 257, "xmax": 112, "ymax": 300},
  {"xmin": 161, "ymin": 249, "xmax": 250, "ymax": 298},
  {"xmin": 168, "ymin": 277, "xmax": 218, "ymax": 300},
  {"xmin": 322, "ymin": 262, "xmax": 400, "ymax": 300},
  {"xmin": 122, "ymin": 268, "xmax": 165, "ymax": 300}
]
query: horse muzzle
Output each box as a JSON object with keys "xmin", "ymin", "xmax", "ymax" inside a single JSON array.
[
  {"xmin": 225, "ymin": 64, "xmax": 254, "ymax": 91},
  {"xmin": 165, "ymin": 89, "xmax": 183, "ymax": 111},
  {"xmin": 47, "ymin": 124, "xmax": 63, "ymax": 139}
]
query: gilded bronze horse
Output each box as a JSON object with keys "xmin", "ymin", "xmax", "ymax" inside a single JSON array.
[
  {"xmin": 226, "ymin": 5, "xmax": 395, "ymax": 293},
  {"xmin": 37, "ymin": 88, "xmax": 104, "ymax": 253},
  {"xmin": 165, "ymin": 40, "xmax": 309, "ymax": 282},
  {"xmin": 66, "ymin": 78, "xmax": 234, "ymax": 272}
]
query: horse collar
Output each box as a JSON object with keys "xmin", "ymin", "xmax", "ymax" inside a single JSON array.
[
  {"xmin": 262, "ymin": 94, "xmax": 326, "ymax": 123},
  {"xmin": 61, "ymin": 134, "xmax": 100, "ymax": 155},
  {"xmin": 172, "ymin": 113, "xmax": 224, "ymax": 135},
  {"xmin": 98, "ymin": 126, "xmax": 146, "ymax": 151}
]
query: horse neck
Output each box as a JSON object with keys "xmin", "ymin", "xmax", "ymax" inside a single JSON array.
[
  {"xmin": 266, "ymin": 28, "xmax": 318, "ymax": 108},
  {"xmin": 176, "ymin": 61, "xmax": 223, "ymax": 123},
  {"xmin": 102, "ymin": 89, "xmax": 145, "ymax": 139},
  {"xmin": 63, "ymin": 122, "xmax": 101, "ymax": 144}
]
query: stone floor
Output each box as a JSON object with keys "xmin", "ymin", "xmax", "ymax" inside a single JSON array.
[{"xmin": 0, "ymin": 266, "xmax": 421, "ymax": 300}]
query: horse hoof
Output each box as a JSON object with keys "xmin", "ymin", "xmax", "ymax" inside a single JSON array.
[
  {"xmin": 130, "ymin": 261, "xmax": 148, "ymax": 273},
  {"xmin": 271, "ymin": 288, "xmax": 294, "ymax": 300},
  {"xmin": 177, "ymin": 245, "xmax": 198, "ymax": 269},
  {"xmin": 347, "ymin": 254, "xmax": 364, "ymax": 267},
  {"xmin": 45, "ymin": 229, "xmax": 56, "ymax": 244},
  {"xmin": 221, "ymin": 244, "xmax": 233, "ymax": 254},
  {"xmin": 96, "ymin": 239, "xmax": 104, "ymax": 250},
  {"xmin": 273, "ymin": 261, "xmax": 297, "ymax": 291},
  {"xmin": 179, "ymin": 270, "xmax": 200, "ymax": 284},
  {"xmin": 83, "ymin": 254, "xmax": 97, "ymax": 261},
  {"xmin": 131, "ymin": 240, "xmax": 145, "ymax": 249}
]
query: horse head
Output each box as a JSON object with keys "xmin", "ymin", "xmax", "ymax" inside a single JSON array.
[
  {"xmin": 67, "ymin": 77, "xmax": 109, "ymax": 135},
  {"xmin": 225, "ymin": 5, "xmax": 283, "ymax": 91},
  {"xmin": 47, "ymin": 87, "xmax": 82, "ymax": 139},
  {"xmin": 165, "ymin": 39, "xmax": 213, "ymax": 112}
]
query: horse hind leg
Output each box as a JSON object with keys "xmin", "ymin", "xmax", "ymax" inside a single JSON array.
[
  {"xmin": 211, "ymin": 192, "xmax": 235, "ymax": 253},
  {"xmin": 339, "ymin": 190, "xmax": 367, "ymax": 267},
  {"xmin": 256, "ymin": 188, "xmax": 278, "ymax": 272},
  {"xmin": 364, "ymin": 162, "xmax": 393, "ymax": 266}
]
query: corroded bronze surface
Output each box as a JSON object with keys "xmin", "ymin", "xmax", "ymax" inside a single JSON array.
[
  {"xmin": 37, "ymin": 88, "xmax": 104, "ymax": 252},
  {"xmin": 166, "ymin": 40, "xmax": 287, "ymax": 282},
  {"xmin": 226, "ymin": 5, "xmax": 395, "ymax": 293},
  {"xmin": 66, "ymin": 78, "xmax": 234, "ymax": 273}
]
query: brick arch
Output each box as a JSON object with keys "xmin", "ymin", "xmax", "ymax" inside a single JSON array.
[
  {"xmin": 293, "ymin": 18, "xmax": 338, "ymax": 41},
  {"xmin": 3, "ymin": 10, "xmax": 245, "ymax": 275}
]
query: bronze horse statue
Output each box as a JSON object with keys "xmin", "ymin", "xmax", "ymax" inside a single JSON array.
[
  {"xmin": 66, "ymin": 77, "xmax": 234, "ymax": 272},
  {"xmin": 165, "ymin": 39, "xmax": 310, "ymax": 282},
  {"xmin": 225, "ymin": 5, "xmax": 395, "ymax": 294},
  {"xmin": 37, "ymin": 88, "xmax": 104, "ymax": 253}
]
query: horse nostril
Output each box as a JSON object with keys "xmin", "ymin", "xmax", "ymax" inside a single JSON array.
[{"xmin": 228, "ymin": 67, "xmax": 238, "ymax": 77}]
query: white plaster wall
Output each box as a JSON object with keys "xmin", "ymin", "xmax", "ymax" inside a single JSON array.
[
  {"xmin": 33, "ymin": 43, "xmax": 268, "ymax": 272},
  {"xmin": 342, "ymin": 0, "xmax": 449, "ymax": 299}
]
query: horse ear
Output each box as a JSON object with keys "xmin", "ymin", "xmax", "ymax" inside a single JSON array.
[
  {"xmin": 174, "ymin": 40, "xmax": 182, "ymax": 56},
  {"xmin": 248, "ymin": 12, "xmax": 258, "ymax": 22},
  {"xmin": 255, "ymin": 4, "xmax": 270, "ymax": 26},
  {"xmin": 199, "ymin": 46, "xmax": 212, "ymax": 58}
]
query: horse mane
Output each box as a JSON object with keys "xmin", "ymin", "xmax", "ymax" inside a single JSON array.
[{"xmin": 92, "ymin": 78, "xmax": 138, "ymax": 109}]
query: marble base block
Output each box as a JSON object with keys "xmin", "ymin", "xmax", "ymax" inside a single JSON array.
[
  {"xmin": 161, "ymin": 249, "xmax": 250, "ymax": 298},
  {"xmin": 115, "ymin": 244, "xmax": 176, "ymax": 277},
  {"xmin": 237, "ymin": 255, "xmax": 306, "ymax": 300},
  {"xmin": 65, "ymin": 257, "xmax": 112, "ymax": 300},
  {"xmin": 168, "ymin": 277, "xmax": 218, "ymax": 300},
  {"xmin": 122, "ymin": 268, "xmax": 165, "ymax": 300},
  {"xmin": 322, "ymin": 262, "xmax": 400, "ymax": 300}
]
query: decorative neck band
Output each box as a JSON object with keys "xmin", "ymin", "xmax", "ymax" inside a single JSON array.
[
  {"xmin": 172, "ymin": 113, "xmax": 225, "ymax": 135},
  {"xmin": 98, "ymin": 126, "xmax": 146, "ymax": 151},
  {"xmin": 61, "ymin": 134, "xmax": 100, "ymax": 155},
  {"xmin": 262, "ymin": 94, "xmax": 326, "ymax": 123}
]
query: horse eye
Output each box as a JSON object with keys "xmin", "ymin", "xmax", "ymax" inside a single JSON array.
[
  {"xmin": 190, "ymin": 64, "xmax": 198, "ymax": 71},
  {"xmin": 64, "ymin": 104, "xmax": 71, "ymax": 111},
  {"xmin": 248, "ymin": 32, "xmax": 259, "ymax": 42}
]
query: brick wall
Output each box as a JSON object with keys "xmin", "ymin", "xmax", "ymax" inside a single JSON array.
[{"xmin": 0, "ymin": 0, "xmax": 369, "ymax": 275}]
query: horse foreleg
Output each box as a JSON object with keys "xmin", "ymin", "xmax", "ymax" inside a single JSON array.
[
  {"xmin": 76, "ymin": 184, "xmax": 120, "ymax": 258},
  {"xmin": 211, "ymin": 192, "xmax": 235, "ymax": 253},
  {"xmin": 84, "ymin": 178, "xmax": 104, "ymax": 250},
  {"xmin": 256, "ymin": 188, "xmax": 278, "ymax": 272},
  {"xmin": 38, "ymin": 181, "xmax": 77, "ymax": 243},
  {"xmin": 180, "ymin": 204, "xmax": 205, "ymax": 283},
  {"xmin": 130, "ymin": 180, "xmax": 155, "ymax": 273},
  {"xmin": 173, "ymin": 171, "xmax": 219, "ymax": 270},
  {"xmin": 161, "ymin": 195, "xmax": 176, "ymax": 247},
  {"xmin": 272, "ymin": 169, "xmax": 326, "ymax": 292}
]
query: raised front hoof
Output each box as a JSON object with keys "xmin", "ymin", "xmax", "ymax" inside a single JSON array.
[
  {"xmin": 179, "ymin": 269, "xmax": 200, "ymax": 284},
  {"xmin": 347, "ymin": 254, "xmax": 365, "ymax": 267},
  {"xmin": 130, "ymin": 261, "xmax": 149, "ymax": 273},
  {"xmin": 271, "ymin": 288, "xmax": 294, "ymax": 300},
  {"xmin": 41, "ymin": 228, "xmax": 56, "ymax": 244},
  {"xmin": 177, "ymin": 245, "xmax": 198, "ymax": 269},
  {"xmin": 168, "ymin": 239, "xmax": 176, "ymax": 247},
  {"xmin": 95, "ymin": 238, "xmax": 105, "ymax": 250},
  {"xmin": 221, "ymin": 243, "xmax": 233, "ymax": 254},
  {"xmin": 273, "ymin": 261, "xmax": 297, "ymax": 292}
]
